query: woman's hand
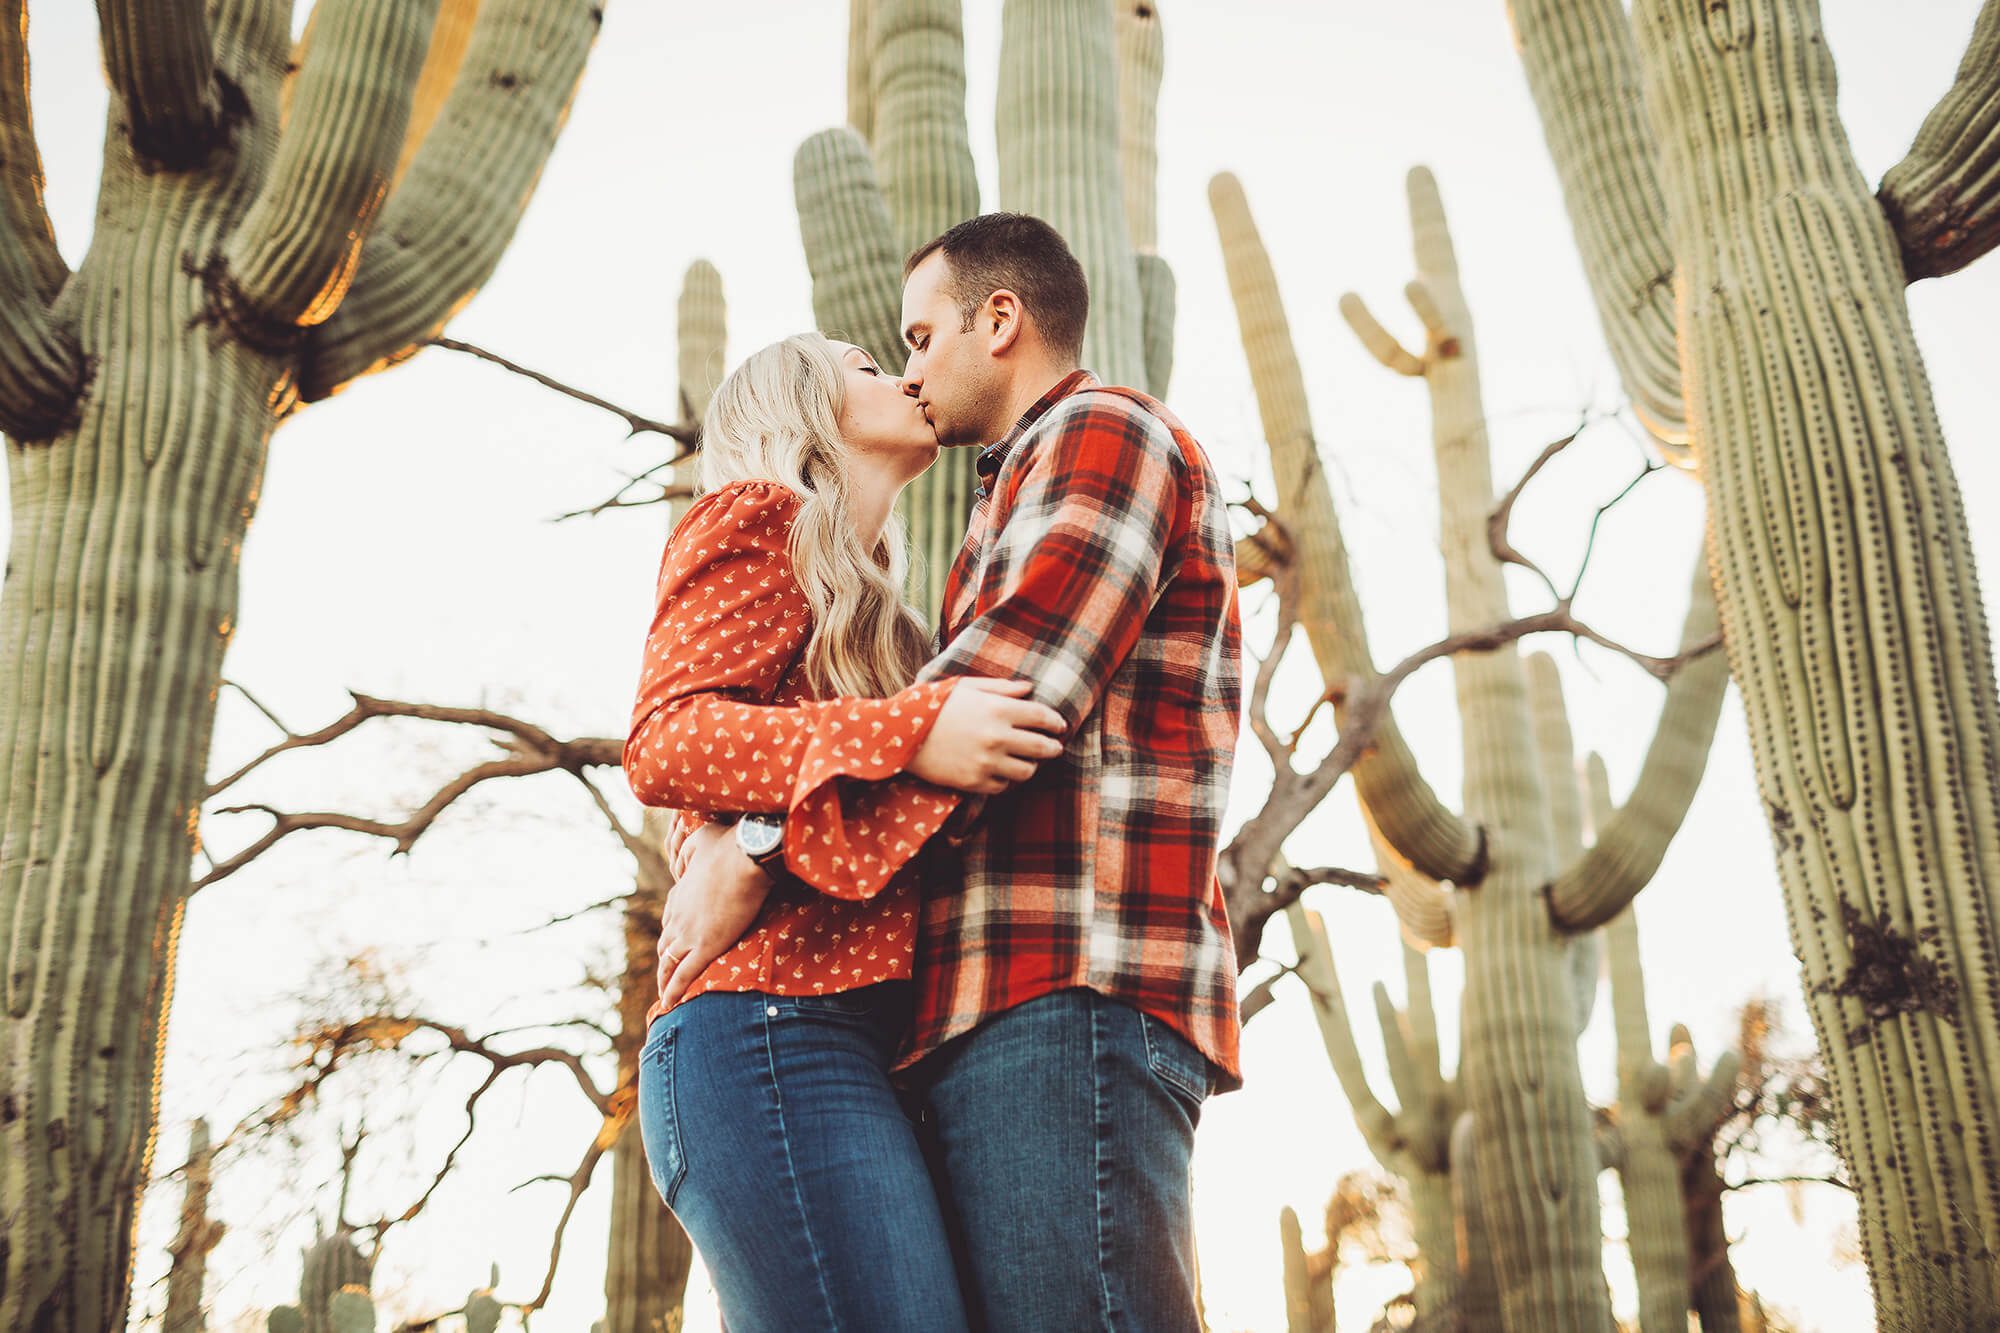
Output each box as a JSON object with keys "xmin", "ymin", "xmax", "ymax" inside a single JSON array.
[
  {"xmin": 658, "ymin": 821, "xmax": 774, "ymax": 1008},
  {"xmin": 909, "ymin": 678, "xmax": 1066, "ymax": 795}
]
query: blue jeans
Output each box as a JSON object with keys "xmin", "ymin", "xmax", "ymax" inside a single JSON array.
[
  {"xmin": 638, "ymin": 983, "xmax": 968, "ymax": 1333},
  {"xmin": 908, "ymin": 987, "xmax": 1214, "ymax": 1332}
]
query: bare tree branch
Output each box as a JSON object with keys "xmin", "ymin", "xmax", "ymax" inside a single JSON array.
[{"xmin": 427, "ymin": 336, "xmax": 701, "ymax": 449}]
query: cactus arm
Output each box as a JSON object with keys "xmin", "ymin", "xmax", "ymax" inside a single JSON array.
[
  {"xmin": 1210, "ymin": 170, "xmax": 1482, "ymax": 884},
  {"xmin": 847, "ymin": 0, "xmax": 875, "ymax": 140},
  {"xmin": 676, "ymin": 259, "xmax": 726, "ymax": 425},
  {"xmin": 1504, "ymin": 0, "xmax": 1688, "ymax": 458},
  {"xmin": 1288, "ymin": 904, "xmax": 1400, "ymax": 1152},
  {"xmin": 869, "ymin": 0, "xmax": 979, "ymax": 255},
  {"xmin": 0, "ymin": 1, "xmax": 81, "ymax": 440},
  {"xmin": 298, "ymin": 0, "xmax": 602, "ymax": 400},
  {"xmin": 1365, "ymin": 810, "xmax": 1456, "ymax": 947},
  {"xmin": 1337, "ymin": 292, "xmax": 1425, "ymax": 377},
  {"xmin": 1547, "ymin": 553, "xmax": 1726, "ymax": 931},
  {"xmin": 998, "ymin": 0, "xmax": 1145, "ymax": 387},
  {"xmin": 0, "ymin": 1, "xmax": 63, "ymax": 297},
  {"xmin": 1877, "ymin": 0, "xmax": 2000, "ymax": 280},
  {"xmin": 390, "ymin": 0, "xmax": 480, "ymax": 191},
  {"xmin": 793, "ymin": 128, "xmax": 906, "ymax": 373},
  {"xmin": 1135, "ymin": 251, "xmax": 1175, "ymax": 397},
  {"xmin": 1113, "ymin": 0, "xmax": 1163, "ymax": 255},
  {"xmin": 0, "ymin": 206, "xmax": 81, "ymax": 441},
  {"xmin": 1373, "ymin": 980, "xmax": 1423, "ymax": 1113},
  {"xmin": 94, "ymin": 0, "xmax": 220, "ymax": 166},
  {"xmin": 217, "ymin": 0, "xmax": 437, "ymax": 332}
]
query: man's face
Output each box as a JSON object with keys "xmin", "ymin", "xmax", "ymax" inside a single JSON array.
[{"xmin": 900, "ymin": 251, "xmax": 1005, "ymax": 448}]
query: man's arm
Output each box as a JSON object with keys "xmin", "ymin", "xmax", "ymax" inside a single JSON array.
[{"xmin": 920, "ymin": 393, "xmax": 1183, "ymax": 733}]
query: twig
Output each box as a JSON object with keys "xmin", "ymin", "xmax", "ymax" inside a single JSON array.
[{"xmin": 427, "ymin": 336, "xmax": 700, "ymax": 450}]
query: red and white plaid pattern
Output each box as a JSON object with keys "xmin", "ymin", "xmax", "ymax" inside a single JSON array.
[{"xmin": 903, "ymin": 372, "xmax": 1245, "ymax": 1088}]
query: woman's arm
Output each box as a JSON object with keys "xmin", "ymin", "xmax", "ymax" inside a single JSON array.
[{"xmin": 622, "ymin": 480, "xmax": 961, "ymax": 900}]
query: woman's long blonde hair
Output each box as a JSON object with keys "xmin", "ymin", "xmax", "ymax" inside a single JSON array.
[{"xmin": 696, "ymin": 333, "xmax": 931, "ymax": 699}]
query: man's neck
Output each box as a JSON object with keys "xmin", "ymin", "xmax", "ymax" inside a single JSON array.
[{"xmin": 992, "ymin": 361, "xmax": 1082, "ymax": 442}]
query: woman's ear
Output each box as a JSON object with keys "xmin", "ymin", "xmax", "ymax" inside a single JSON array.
[{"xmin": 986, "ymin": 289, "xmax": 1024, "ymax": 356}]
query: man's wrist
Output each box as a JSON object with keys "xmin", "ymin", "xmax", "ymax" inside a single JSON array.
[{"xmin": 734, "ymin": 812, "xmax": 786, "ymax": 869}]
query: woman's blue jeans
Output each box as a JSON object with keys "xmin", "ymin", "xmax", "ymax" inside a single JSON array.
[{"xmin": 637, "ymin": 982, "xmax": 968, "ymax": 1332}]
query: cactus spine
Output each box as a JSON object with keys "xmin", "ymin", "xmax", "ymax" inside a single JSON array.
[
  {"xmin": 1513, "ymin": 0, "xmax": 2000, "ymax": 1319},
  {"xmin": 0, "ymin": 5, "xmax": 602, "ymax": 1322}
]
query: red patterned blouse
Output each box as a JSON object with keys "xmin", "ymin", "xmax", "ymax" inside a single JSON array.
[{"xmin": 623, "ymin": 480, "xmax": 962, "ymax": 1027}]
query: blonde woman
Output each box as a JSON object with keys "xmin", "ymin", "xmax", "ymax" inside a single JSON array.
[{"xmin": 622, "ymin": 334, "xmax": 1063, "ymax": 1332}]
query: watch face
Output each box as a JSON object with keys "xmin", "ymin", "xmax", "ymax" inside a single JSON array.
[{"xmin": 738, "ymin": 818, "xmax": 784, "ymax": 857}]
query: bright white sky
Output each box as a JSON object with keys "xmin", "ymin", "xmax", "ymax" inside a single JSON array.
[{"xmin": 14, "ymin": 2, "xmax": 2000, "ymax": 1330}]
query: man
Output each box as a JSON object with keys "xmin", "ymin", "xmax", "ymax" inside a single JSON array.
[{"xmin": 668, "ymin": 213, "xmax": 1242, "ymax": 1330}]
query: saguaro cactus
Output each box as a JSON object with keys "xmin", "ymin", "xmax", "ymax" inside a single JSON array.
[
  {"xmin": 1288, "ymin": 901, "xmax": 1460, "ymax": 1320},
  {"xmin": 1511, "ymin": 0, "xmax": 2000, "ymax": 1319},
  {"xmin": 1214, "ymin": 165, "xmax": 1728, "ymax": 1329},
  {"xmin": 164, "ymin": 1118, "xmax": 224, "ymax": 1333},
  {"xmin": 795, "ymin": 0, "xmax": 1171, "ymax": 619},
  {"xmin": 0, "ymin": 4, "xmax": 602, "ymax": 1323}
]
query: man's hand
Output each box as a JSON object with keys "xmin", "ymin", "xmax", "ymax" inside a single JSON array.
[{"xmin": 658, "ymin": 821, "xmax": 775, "ymax": 1008}]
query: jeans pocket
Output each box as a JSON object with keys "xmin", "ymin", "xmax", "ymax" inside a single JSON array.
[
  {"xmin": 638, "ymin": 1025, "xmax": 688, "ymax": 1208},
  {"xmin": 1140, "ymin": 1013, "xmax": 1212, "ymax": 1119},
  {"xmin": 789, "ymin": 988, "xmax": 879, "ymax": 1018}
]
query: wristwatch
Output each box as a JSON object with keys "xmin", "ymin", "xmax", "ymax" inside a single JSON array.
[{"xmin": 734, "ymin": 813, "xmax": 786, "ymax": 868}]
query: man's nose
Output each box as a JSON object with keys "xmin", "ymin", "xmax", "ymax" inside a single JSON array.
[{"xmin": 901, "ymin": 375, "xmax": 922, "ymax": 398}]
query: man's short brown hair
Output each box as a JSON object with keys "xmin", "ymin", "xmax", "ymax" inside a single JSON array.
[{"xmin": 904, "ymin": 213, "xmax": 1089, "ymax": 362}]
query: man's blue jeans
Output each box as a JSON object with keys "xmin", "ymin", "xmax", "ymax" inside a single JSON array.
[
  {"xmin": 908, "ymin": 987, "xmax": 1214, "ymax": 1332},
  {"xmin": 638, "ymin": 982, "xmax": 967, "ymax": 1333}
]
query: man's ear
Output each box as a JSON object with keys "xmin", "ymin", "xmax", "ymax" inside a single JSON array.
[{"xmin": 986, "ymin": 289, "xmax": 1024, "ymax": 356}]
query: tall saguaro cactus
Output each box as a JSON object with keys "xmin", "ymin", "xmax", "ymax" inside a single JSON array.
[
  {"xmin": 1214, "ymin": 165, "xmax": 1729, "ymax": 1328},
  {"xmin": 795, "ymin": 0, "xmax": 1171, "ymax": 620},
  {"xmin": 1511, "ymin": 0, "xmax": 2000, "ymax": 1318},
  {"xmin": 0, "ymin": 4, "xmax": 602, "ymax": 1323}
]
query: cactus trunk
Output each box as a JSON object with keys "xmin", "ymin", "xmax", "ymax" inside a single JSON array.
[
  {"xmin": 1632, "ymin": 0, "xmax": 2000, "ymax": 1319},
  {"xmin": 0, "ymin": 4, "xmax": 599, "ymax": 1322}
]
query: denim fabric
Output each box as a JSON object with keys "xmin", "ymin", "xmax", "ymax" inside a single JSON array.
[
  {"xmin": 638, "ymin": 983, "xmax": 968, "ymax": 1333},
  {"xmin": 909, "ymin": 987, "xmax": 1213, "ymax": 1332}
]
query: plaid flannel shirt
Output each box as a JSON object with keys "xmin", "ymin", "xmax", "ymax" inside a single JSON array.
[{"xmin": 904, "ymin": 371, "xmax": 1245, "ymax": 1088}]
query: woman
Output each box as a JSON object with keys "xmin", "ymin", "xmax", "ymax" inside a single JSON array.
[{"xmin": 621, "ymin": 333, "xmax": 1065, "ymax": 1331}]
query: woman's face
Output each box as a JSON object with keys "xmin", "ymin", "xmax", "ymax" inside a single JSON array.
[{"xmin": 831, "ymin": 341, "xmax": 938, "ymax": 471}]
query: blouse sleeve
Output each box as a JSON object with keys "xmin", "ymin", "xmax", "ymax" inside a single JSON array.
[{"xmin": 622, "ymin": 480, "xmax": 962, "ymax": 900}]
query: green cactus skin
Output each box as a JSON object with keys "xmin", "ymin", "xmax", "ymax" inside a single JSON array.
[
  {"xmin": 1571, "ymin": 0, "xmax": 2000, "ymax": 1319},
  {"xmin": 464, "ymin": 1264, "xmax": 502, "ymax": 1333},
  {"xmin": 1278, "ymin": 1205, "xmax": 1334, "ymax": 1333},
  {"xmin": 1448, "ymin": 1111, "xmax": 1501, "ymax": 1328},
  {"xmin": 327, "ymin": 1289, "xmax": 374, "ymax": 1333},
  {"xmin": 1515, "ymin": 4, "xmax": 2000, "ymax": 1314},
  {"xmin": 164, "ymin": 1118, "xmax": 223, "ymax": 1333},
  {"xmin": 300, "ymin": 1234, "xmax": 369, "ymax": 1333},
  {"xmin": 1330, "ymin": 167, "xmax": 1722, "ymax": 1330},
  {"xmin": 1877, "ymin": 1, "xmax": 2000, "ymax": 280},
  {"xmin": 675, "ymin": 260, "xmax": 726, "ymax": 427},
  {"xmin": 1289, "ymin": 904, "xmax": 1461, "ymax": 1320},
  {"xmin": 1134, "ymin": 250, "xmax": 1175, "ymax": 401},
  {"xmin": 995, "ymin": 0, "xmax": 1145, "ymax": 389},
  {"xmin": 1114, "ymin": 0, "xmax": 1171, "ymax": 400},
  {"xmin": 802, "ymin": 0, "xmax": 1167, "ymax": 623},
  {"xmin": 268, "ymin": 1307, "xmax": 306, "ymax": 1333},
  {"xmin": 0, "ymin": 5, "xmax": 602, "ymax": 1324},
  {"xmin": 1588, "ymin": 757, "xmax": 1745, "ymax": 1333},
  {"xmin": 1206, "ymin": 171, "xmax": 1483, "ymax": 888}
]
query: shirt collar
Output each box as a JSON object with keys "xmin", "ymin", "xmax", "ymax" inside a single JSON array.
[{"xmin": 974, "ymin": 369, "xmax": 1097, "ymax": 497}]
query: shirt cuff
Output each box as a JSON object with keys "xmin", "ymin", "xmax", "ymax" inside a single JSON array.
[{"xmin": 782, "ymin": 678, "xmax": 961, "ymax": 899}]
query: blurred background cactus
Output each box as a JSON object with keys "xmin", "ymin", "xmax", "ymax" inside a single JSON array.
[
  {"xmin": 795, "ymin": 0, "xmax": 1173, "ymax": 618},
  {"xmin": 0, "ymin": 2, "xmax": 604, "ymax": 1321},
  {"xmin": 1214, "ymin": 161, "xmax": 1729, "ymax": 1327}
]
